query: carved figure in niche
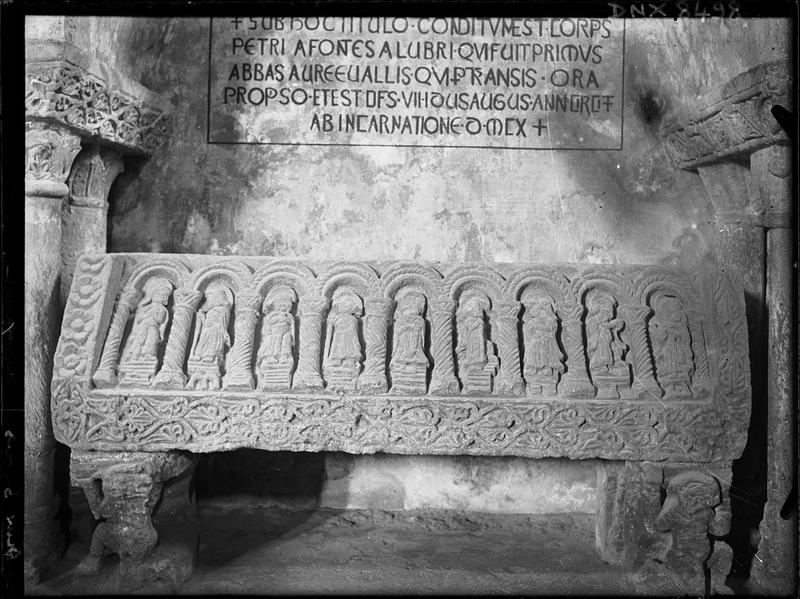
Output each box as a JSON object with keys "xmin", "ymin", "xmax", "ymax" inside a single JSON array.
[
  {"xmin": 634, "ymin": 472, "xmax": 720, "ymax": 595},
  {"xmin": 522, "ymin": 296, "xmax": 565, "ymax": 395},
  {"xmin": 257, "ymin": 287, "xmax": 296, "ymax": 390},
  {"xmin": 585, "ymin": 291, "xmax": 631, "ymax": 398},
  {"xmin": 390, "ymin": 290, "xmax": 430, "ymax": 394},
  {"xmin": 118, "ymin": 277, "xmax": 174, "ymax": 386},
  {"xmin": 456, "ymin": 291, "xmax": 498, "ymax": 395},
  {"xmin": 650, "ymin": 295, "xmax": 694, "ymax": 399},
  {"xmin": 324, "ymin": 290, "xmax": 363, "ymax": 391},
  {"xmin": 186, "ymin": 284, "xmax": 233, "ymax": 390}
]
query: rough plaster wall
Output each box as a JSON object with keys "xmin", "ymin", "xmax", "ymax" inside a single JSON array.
[{"xmin": 53, "ymin": 17, "xmax": 789, "ymax": 512}]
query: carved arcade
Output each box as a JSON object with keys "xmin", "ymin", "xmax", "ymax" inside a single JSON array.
[{"xmin": 53, "ymin": 255, "xmax": 748, "ymax": 462}]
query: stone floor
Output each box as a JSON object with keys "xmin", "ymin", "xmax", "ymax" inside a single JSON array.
[{"xmin": 32, "ymin": 502, "xmax": 635, "ymax": 595}]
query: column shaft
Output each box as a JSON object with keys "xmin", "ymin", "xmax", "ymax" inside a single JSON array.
[
  {"xmin": 153, "ymin": 288, "xmax": 202, "ymax": 389},
  {"xmin": 360, "ymin": 297, "xmax": 393, "ymax": 393},
  {"xmin": 293, "ymin": 296, "xmax": 328, "ymax": 390},
  {"xmin": 223, "ymin": 292, "xmax": 262, "ymax": 390},
  {"xmin": 429, "ymin": 300, "xmax": 459, "ymax": 395}
]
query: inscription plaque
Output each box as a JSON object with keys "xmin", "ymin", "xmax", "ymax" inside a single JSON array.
[{"xmin": 208, "ymin": 17, "xmax": 626, "ymax": 149}]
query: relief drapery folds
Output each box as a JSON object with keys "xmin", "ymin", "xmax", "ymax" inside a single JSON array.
[{"xmin": 84, "ymin": 258, "xmax": 722, "ymax": 399}]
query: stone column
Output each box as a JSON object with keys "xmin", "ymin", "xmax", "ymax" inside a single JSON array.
[
  {"xmin": 620, "ymin": 304, "xmax": 663, "ymax": 399},
  {"xmin": 429, "ymin": 299, "xmax": 460, "ymax": 395},
  {"xmin": 750, "ymin": 144, "xmax": 795, "ymax": 595},
  {"xmin": 293, "ymin": 296, "xmax": 329, "ymax": 390},
  {"xmin": 92, "ymin": 287, "xmax": 140, "ymax": 388},
  {"xmin": 24, "ymin": 121, "xmax": 82, "ymax": 583},
  {"xmin": 61, "ymin": 145, "xmax": 124, "ymax": 305},
  {"xmin": 492, "ymin": 300, "xmax": 525, "ymax": 395},
  {"xmin": 555, "ymin": 301, "xmax": 594, "ymax": 398},
  {"xmin": 359, "ymin": 297, "xmax": 394, "ymax": 393},
  {"xmin": 152, "ymin": 288, "xmax": 203, "ymax": 389},
  {"xmin": 223, "ymin": 292, "xmax": 262, "ymax": 391}
]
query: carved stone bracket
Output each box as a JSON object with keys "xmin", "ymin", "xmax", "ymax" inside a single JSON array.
[{"xmin": 70, "ymin": 450, "xmax": 198, "ymax": 588}]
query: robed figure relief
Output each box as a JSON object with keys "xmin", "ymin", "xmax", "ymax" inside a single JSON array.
[
  {"xmin": 585, "ymin": 292, "xmax": 631, "ymax": 397},
  {"xmin": 257, "ymin": 288, "xmax": 296, "ymax": 390},
  {"xmin": 523, "ymin": 296, "xmax": 565, "ymax": 395},
  {"xmin": 118, "ymin": 276, "xmax": 174, "ymax": 385},
  {"xmin": 323, "ymin": 291, "xmax": 363, "ymax": 391},
  {"xmin": 186, "ymin": 284, "xmax": 233, "ymax": 390},
  {"xmin": 455, "ymin": 292, "xmax": 498, "ymax": 395},
  {"xmin": 390, "ymin": 291, "xmax": 430, "ymax": 394},
  {"xmin": 650, "ymin": 295, "xmax": 694, "ymax": 398}
]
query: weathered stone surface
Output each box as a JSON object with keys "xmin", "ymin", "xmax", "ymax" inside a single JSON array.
[
  {"xmin": 70, "ymin": 450, "xmax": 198, "ymax": 590},
  {"xmin": 26, "ymin": 40, "xmax": 171, "ymax": 155},
  {"xmin": 24, "ymin": 121, "xmax": 82, "ymax": 585},
  {"xmin": 53, "ymin": 255, "xmax": 748, "ymax": 464},
  {"xmin": 661, "ymin": 60, "xmax": 790, "ymax": 170},
  {"xmin": 597, "ymin": 461, "xmax": 734, "ymax": 595}
]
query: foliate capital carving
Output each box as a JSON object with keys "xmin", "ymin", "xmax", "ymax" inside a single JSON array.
[
  {"xmin": 661, "ymin": 60, "xmax": 790, "ymax": 170},
  {"xmin": 556, "ymin": 301, "xmax": 584, "ymax": 321},
  {"xmin": 430, "ymin": 299, "xmax": 456, "ymax": 315},
  {"xmin": 299, "ymin": 296, "xmax": 330, "ymax": 317},
  {"xmin": 173, "ymin": 288, "xmax": 202, "ymax": 309},
  {"xmin": 25, "ymin": 121, "xmax": 82, "ymax": 198},
  {"xmin": 493, "ymin": 300, "xmax": 522, "ymax": 320},
  {"xmin": 620, "ymin": 304, "xmax": 651, "ymax": 321},
  {"xmin": 365, "ymin": 297, "xmax": 394, "ymax": 318},
  {"xmin": 235, "ymin": 292, "xmax": 262, "ymax": 314}
]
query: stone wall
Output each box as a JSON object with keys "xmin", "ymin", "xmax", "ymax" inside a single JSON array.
[{"xmin": 37, "ymin": 16, "xmax": 789, "ymax": 512}]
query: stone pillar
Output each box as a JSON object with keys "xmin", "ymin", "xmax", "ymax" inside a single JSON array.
[
  {"xmin": 555, "ymin": 301, "xmax": 594, "ymax": 398},
  {"xmin": 750, "ymin": 145, "xmax": 795, "ymax": 596},
  {"xmin": 92, "ymin": 287, "xmax": 140, "ymax": 388},
  {"xmin": 492, "ymin": 300, "xmax": 524, "ymax": 395},
  {"xmin": 429, "ymin": 299, "xmax": 460, "ymax": 395},
  {"xmin": 223, "ymin": 292, "xmax": 262, "ymax": 390},
  {"xmin": 620, "ymin": 304, "xmax": 663, "ymax": 399},
  {"xmin": 293, "ymin": 296, "xmax": 329, "ymax": 390},
  {"xmin": 153, "ymin": 288, "xmax": 203, "ymax": 389},
  {"xmin": 61, "ymin": 145, "xmax": 124, "ymax": 305},
  {"xmin": 359, "ymin": 297, "xmax": 394, "ymax": 393},
  {"xmin": 24, "ymin": 121, "xmax": 82, "ymax": 583}
]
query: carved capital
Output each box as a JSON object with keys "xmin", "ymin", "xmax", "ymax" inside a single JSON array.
[
  {"xmin": 25, "ymin": 121, "xmax": 82, "ymax": 198},
  {"xmin": 365, "ymin": 296, "xmax": 394, "ymax": 318},
  {"xmin": 430, "ymin": 298, "xmax": 456, "ymax": 315},
  {"xmin": 555, "ymin": 301, "xmax": 584, "ymax": 322},
  {"xmin": 173, "ymin": 288, "xmax": 202, "ymax": 309},
  {"xmin": 493, "ymin": 299, "xmax": 521, "ymax": 320},
  {"xmin": 235, "ymin": 291, "xmax": 262, "ymax": 315},
  {"xmin": 67, "ymin": 145, "xmax": 125, "ymax": 208}
]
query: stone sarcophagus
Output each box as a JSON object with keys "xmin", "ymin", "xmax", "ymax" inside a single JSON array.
[{"xmin": 52, "ymin": 253, "xmax": 750, "ymax": 592}]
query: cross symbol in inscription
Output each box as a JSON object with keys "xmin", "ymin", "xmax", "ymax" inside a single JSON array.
[{"xmin": 530, "ymin": 119, "xmax": 548, "ymax": 136}]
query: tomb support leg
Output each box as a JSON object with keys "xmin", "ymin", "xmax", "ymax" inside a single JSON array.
[{"xmin": 71, "ymin": 450, "xmax": 199, "ymax": 590}]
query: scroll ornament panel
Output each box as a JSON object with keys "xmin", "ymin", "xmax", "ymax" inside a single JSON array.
[{"xmin": 52, "ymin": 255, "xmax": 750, "ymax": 462}]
